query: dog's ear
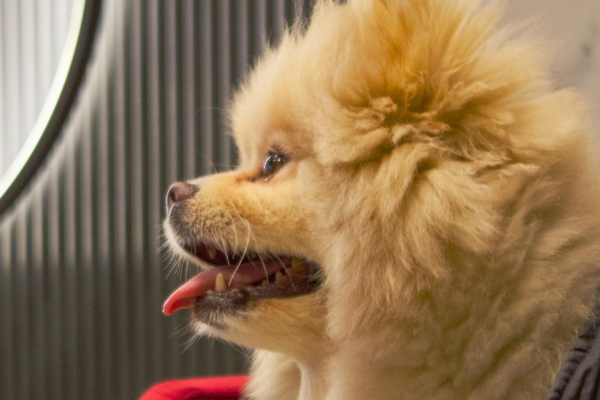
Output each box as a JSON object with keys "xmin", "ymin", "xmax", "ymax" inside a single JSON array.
[
  {"xmin": 313, "ymin": 95, "xmax": 451, "ymax": 166},
  {"xmin": 313, "ymin": 97, "xmax": 399, "ymax": 165}
]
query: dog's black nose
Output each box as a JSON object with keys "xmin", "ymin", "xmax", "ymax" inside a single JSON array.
[{"xmin": 166, "ymin": 182, "xmax": 198, "ymax": 216}]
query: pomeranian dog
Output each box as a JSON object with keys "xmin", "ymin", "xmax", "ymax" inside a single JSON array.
[{"xmin": 162, "ymin": 0, "xmax": 600, "ymax": 399}]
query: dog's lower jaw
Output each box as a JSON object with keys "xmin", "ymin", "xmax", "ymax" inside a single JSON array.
[
  {"xmin": 192, "ymin": 293, "xmax": 330, "ymax": 400},
  {"xmin": 200, "ymin": 326, "xmax": 328, "ymax": 400}
]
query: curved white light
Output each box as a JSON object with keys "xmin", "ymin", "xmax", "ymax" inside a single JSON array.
[{"xmin": 0, "ymin": 0, "xmax": 87, "ymax": 201}]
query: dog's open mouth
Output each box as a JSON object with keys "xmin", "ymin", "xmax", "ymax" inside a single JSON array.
[{"xmin": 163, "ymin": 241, "xmax": 321, "ymax": 316}]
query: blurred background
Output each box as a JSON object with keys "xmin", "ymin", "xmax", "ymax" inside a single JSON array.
[{"xmin": 0, "ymin": 0, "xmax": 598, "ymax": 399}]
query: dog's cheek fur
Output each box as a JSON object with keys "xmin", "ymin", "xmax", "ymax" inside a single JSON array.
[
  {"xmin": 304, "ymin": 144, "xmax": 600, "ymax": 399},
  {"xmin": 299, "ymin": 137, "xmax": 600, "ymax": 398}
]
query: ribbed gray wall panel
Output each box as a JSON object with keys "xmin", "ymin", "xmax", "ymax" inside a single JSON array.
[{"xmin": 0, "ymin": 1, "xmax": 315, "ymax": 399}]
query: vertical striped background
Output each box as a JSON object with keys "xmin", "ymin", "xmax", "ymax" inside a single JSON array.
[{"xmin": 0, "ymin": 1, "xmax": 315, "ymax": 399}]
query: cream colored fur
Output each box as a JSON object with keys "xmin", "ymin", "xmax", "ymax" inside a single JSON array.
[{"xmin": 167, "ymin": 0, "xmax": 600, "ymax": 398}]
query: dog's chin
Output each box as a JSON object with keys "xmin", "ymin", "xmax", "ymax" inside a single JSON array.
[{"xmin": 194, "ymin": 292, "xmax": 327, "ymax": 360}]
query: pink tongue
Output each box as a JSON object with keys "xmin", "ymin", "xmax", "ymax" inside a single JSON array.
[{"xmin": 163, "ymin": 260, "xmax": 285, "ymax": 316}]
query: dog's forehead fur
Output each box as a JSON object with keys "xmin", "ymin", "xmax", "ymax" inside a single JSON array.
[{"xmin": 230, "ymin": 0, "xmax": 572, "ymax": 169}]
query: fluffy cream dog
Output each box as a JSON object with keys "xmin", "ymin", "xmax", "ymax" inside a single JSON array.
[{"xmin": 162, "ymin": 0, "xmax": 600, "ymax": 399}]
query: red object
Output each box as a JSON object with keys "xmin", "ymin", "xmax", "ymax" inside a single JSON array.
[{"xmin": 140, "ymin": 375, "xmax": 249, "ymax": 400}]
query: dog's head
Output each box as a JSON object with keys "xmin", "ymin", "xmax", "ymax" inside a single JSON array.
[{"xmin": 162, "ymin": 0, "xmax": 594, "ymax": 363}]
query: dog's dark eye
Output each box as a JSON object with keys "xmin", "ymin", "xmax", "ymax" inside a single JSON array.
[{"xmin": 261, "ymin": 151, "xmax": 288, "ymax": 180}]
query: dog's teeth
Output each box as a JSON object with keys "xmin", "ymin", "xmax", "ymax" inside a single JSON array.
[
  {"xmin": 261, "ymin": 279, "xmax": 269, "ymax": 287},
  {"xmin": 249, "ymin": 251, "xmax": 258, "ymax": 260},
  {"xmin": 275, "ymin": 271, "xmax": 284, "ymax": 284},
  {"xmin": 206, "ymin": 245, "xmax": 218, "ymax": 260},
  {"xmin": 215, "ymin": 273, "xmax": 227, "ymax": 292}
]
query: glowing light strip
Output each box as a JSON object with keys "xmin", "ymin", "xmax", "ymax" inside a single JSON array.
[{"xmin": 0, "ymin": 0, "xmax": 87, "ymax": 201}]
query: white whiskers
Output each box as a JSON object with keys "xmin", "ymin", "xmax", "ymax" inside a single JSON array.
[{"xmin": 229, "ymin": 203, "xmax": 253, "ymax": 286}]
